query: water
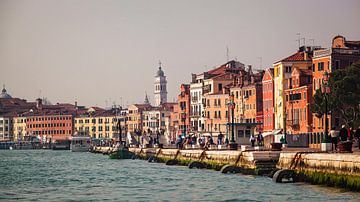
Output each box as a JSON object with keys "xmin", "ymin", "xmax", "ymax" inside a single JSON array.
[{"xmin": 0, "ymin": 150, "xmax": 359, "ymax": 202}]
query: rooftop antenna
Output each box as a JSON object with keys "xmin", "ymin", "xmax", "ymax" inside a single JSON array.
[
  {"xmin": 296, "ymin": 33, "xmax": 301, "ymax": 48},
  {"xmin": 38, "ymin": 90, "xmax": 42, "ymax": 99},
  {"xmin": 309, "ymin": 39, "xmax": 315, "ymax": 46},
  {"xmin": 158, "ymin": 60, "xmax": 162, "ymax": 68},
  {"xmin": 301, "ymin": 37, "xmax": 306, "ymax": 46},
  {"xmin": 226, "ymin": 46, "xmax": 230, "ymax": 62},
  {"xmin": 258, "ymin": 57, "xmax": 263, "ymax": 69}
]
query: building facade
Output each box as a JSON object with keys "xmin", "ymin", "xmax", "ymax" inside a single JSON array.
[
  {"xmin": 262, "ymin": 68, "xmax": 275, "ymax": 132},
  {"xmin": 177, "ymin": 84, "xmax": 190, "ymax": 136},
  {"xmin": 154, "ymin": 65, "xmax": 168, "ymax": 106},
  {"xmin": 284, "ymin": 68, "xmax": 313, "ymax": 134},
  {"xmin": 273, "ymin": 47, "xmax": 315, "ymax": 131},
  {"xmin": 312, "ymin": 35, "xmax": 360, "ymax": 133}
]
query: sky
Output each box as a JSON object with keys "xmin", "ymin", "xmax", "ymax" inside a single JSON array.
[{"xmin": 0, "ymin": 0, "xmax": 359, "ymax": 108}]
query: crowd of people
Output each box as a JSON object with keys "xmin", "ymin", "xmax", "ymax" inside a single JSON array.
[{"xmin": 330, "ymin": 125, "xmax": 360, "ymax": 151}]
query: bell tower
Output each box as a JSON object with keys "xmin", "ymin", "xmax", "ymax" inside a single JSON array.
[{"xmin": 154, "ymin": 61, "xmax": 167, "ymax": 106}]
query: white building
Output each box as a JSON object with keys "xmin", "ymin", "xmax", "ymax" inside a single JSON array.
[{"xmin": 154, "ymin": 63, "xmax": 168, "ymax": 106}]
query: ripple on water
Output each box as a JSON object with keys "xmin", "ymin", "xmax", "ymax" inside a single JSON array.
[{"xmin": 1, "ymin": 150, "xmax": 360, "ymax": 202}]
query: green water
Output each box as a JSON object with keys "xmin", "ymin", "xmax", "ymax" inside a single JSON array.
[{"xmin": 0, "ymin": 150, "xmax": 359, "ymax": 201}]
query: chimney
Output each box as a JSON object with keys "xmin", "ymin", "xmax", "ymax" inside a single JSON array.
[
  {"xmin": 36, "ymin": 98, "xmax": 43, "ymax": 110},
  {"xmin": 75, "ymin": 101, "xmax": 78, "ymax": 109}
]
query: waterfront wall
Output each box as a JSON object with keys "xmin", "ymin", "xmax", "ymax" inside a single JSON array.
[
  {"xmin": 129, "ymin": 148, "xmax": 280, "ymax": 174},
  {"xmin": 277, "ymin": 152, "xmax": 360, "ymax": 191}
]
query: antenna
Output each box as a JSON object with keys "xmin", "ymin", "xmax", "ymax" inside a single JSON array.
[
  {"xmin": 296, "ymin": 33, "xmax": 301, "ymax": 48},
  {"xmin": 309, "ymin": 39, "xmax": 315, "ymax": 46},
  {"xmin": 301, "ymin": 37, "xmax": 306, "ymax": 46},
  {"xmin": 38, "ymin": 90, "xmax": 42, "ymax": 98},
  {"xmin": 226, "ymin": 46, "xmax": 230, "ymax": 62},
  {"xmin": 258, "ymin": 57, "xmax": 263, "ymax": 69},
  {"xmin": 159, "ymin": 60, "xmax": 162, "ymax": 68}
]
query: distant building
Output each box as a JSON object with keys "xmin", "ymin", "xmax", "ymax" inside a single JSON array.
[
  {"xmin": 284, "ymin": 68, "xmax": 313, "ymax": 134},
  {"xmin": 177, "ymin": 84, "xmax": 190, "ymax": 136},
  {"xmin": 262, "ymin": 68, "xmax": 275, "ymax": 133},
  {"xmin": 154, "ymin": 63, "xmax": 168, "ymax": 106},
  {"xmin": 273, "ymin": 47, "xmax": 316, "ymax": 132}
]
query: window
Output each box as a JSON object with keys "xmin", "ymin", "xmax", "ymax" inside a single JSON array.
[
  {"xmin": 318, "ymin": 62, "xmax": 324, "ymax": 71},
  {"xmin": 312, "ymin": 64, "xmax": 315, "ymax": 72},
  {"xmin": 285, "ymin": 66, "xmax": 292, "ymax": 73},
  {"xmin": 218, "ymin": 83, "xmax": 222, "ymax": 91},
  {"xmin": 335, "ymin": 60, "xmax": 340, "ymax": 70},
  {"xmin": 304, "ymin": 92, "xmax": 307, "ymax": 100}
]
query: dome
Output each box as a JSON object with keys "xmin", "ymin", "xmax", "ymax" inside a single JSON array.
[
  {"xmin": 0, "ymin": 87, "xmax": 12, "ymax": 99},
  {"xmin": 156, "ymin": 67, "xmax": 164, "ymax": 77}
]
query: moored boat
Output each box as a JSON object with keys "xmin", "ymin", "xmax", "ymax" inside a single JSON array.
[
  {"xmin": 109, "ymin": 143, "xmax": 134, "ymax": 159},
  {"xmin": 70, "ymin": 136, "xmax": 91, "ymax": 152}
]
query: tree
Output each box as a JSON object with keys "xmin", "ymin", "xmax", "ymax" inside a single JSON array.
[{"xmin": 312, "ymin": 60, "xmax": 360, "ymax": 127}]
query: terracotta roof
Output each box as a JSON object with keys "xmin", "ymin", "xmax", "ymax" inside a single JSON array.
[
  {"xmin": 277, "ymin": 51, "xmax": 311, "ymax": 63},
  {"xmin": 211, "ymin": 72, "xmax": 238, "ymax": 80}
]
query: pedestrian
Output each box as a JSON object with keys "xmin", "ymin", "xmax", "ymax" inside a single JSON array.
[
  {"xmin": 339, "ymin": 125, "xmax": 348, "ymax": 141},
  {"xmin": 257, "ymin": 132, "xmax": 264, "ymax": 146},
  {"xmin": 348, "ymin": 127, "xmax": 354, "ymax": 141},
  {"xmin": 329, "ymin": 127, "xmax": 338, "ymax": 151},
  {"xmin": 250, "ymin": 134, "xmax": 256, "ymax": 147},
  {"xmin": 217, "ymin": 133, "xmax": 223, "ymax": 145},
  {"xmin": 355, "ymin": 126, "xmax": 360, "ymax": 149}
]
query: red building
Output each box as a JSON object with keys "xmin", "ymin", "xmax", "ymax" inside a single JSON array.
[
  {"xmin": 262, "ymin": 68, "xmax": 275, "ymax": 133},
  {"xmin": 178, "ymin": 84, "xmax": 190, "ymax": 135},
  {"xmin": 284, "ymin": 68, "xmax": 313, "ymax": 134},
  {"xmin": 22, "ymin": 98, "xmax": 75, "ymax": 142}
]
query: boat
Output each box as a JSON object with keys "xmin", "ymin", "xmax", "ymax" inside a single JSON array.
[
  {"xmin": 52, "ymin": 140, "xmax": 70, "ymax": 150},
  {"xmin": 70, "ymin": 136, "xmax": 91, "ymax": 152},
  {"xmin": 109, "ymin": 143, "xmax": 134, "ymax": 159}
]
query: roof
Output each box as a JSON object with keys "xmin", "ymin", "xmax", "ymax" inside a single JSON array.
[{"xmin": 276, "ymin": 51, "xmax": 311, "ymax": 63}]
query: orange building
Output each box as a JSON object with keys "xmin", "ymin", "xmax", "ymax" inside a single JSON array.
[
  {"xmin": 177, "ymin": 84, "xmax": 190, "ymax": 136},
  {"xmin": 284, "ymin": 68, "xmax": 313, "ymax": 134},
  {"xmin": 230, "ymin": 67, "xmax": 264, "ymax": 133},
  {"xmin": 312, "ymin": 35, "xmax": 360, "ymax": 133},
  {"xmin": 204, "ymin": 90, "xmax": 229, "ymax": 138},
  {"xmin": 25, "ymin": 112, "xmax": 73, "ymax": 142},
  {"xmin": 262, "ymin": 68, "xmax": 275, "ymax": 132}
]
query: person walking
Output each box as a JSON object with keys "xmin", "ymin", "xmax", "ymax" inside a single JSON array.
[
  {"xmin": 348, "ymin": 127, "xmax": 354, "ymax": 141},
  {"xmin": 355, "ymin": 126, "xmax": 360, "ymax": 149},
  {"xmin": 257, "ymin": 132, "xmax": 264, "ymax": 146},
  {"xmin": 329, "ymin": 127, "xmax": 338, "ymax": 151},
  {"xmin": 339, "ymin": 125, "xmax": 348, "ymax": 141},
  {"xmin": 217, "ymin": 133, "xmax": 223, "ymax": 145},
  {"xmin": 250, "ymin": 134, "xmax": 256, "ymax": 147}
]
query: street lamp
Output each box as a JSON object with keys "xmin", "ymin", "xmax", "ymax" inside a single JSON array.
[
  {"xmin": 322, "ymin": 71, "xmax": 330, "ymax": 141},
  {"xmin": 227, "ymin": 93, "xmax": 237, "ymax": 150}
]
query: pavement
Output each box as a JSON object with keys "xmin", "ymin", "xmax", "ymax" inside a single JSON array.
[{"xmin": 282, "ymin": 143, "xmax": 360, "ymax": 155}]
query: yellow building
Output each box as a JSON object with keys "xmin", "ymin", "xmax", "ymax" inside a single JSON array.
[
  {"xmin": 273, "ymin": 48, "xmax": 313, "ymax": 130},
  {"xmin": 74, "ymin": 107, "xmax": 126, "ymax": 139},
  {"xmin": 13, "ymin": 116, "xmax": 27, "ymax": 141}
]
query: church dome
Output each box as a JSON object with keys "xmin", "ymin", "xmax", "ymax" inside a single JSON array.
[
  {"xmin": 156, "ymin": 67, "xmax": 164, "ymax": 77},
  {"xmin": 0, "ymin": 87, "xmax": 12, "ymax": 99}
]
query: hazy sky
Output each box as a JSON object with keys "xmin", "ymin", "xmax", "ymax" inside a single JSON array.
[{"xmin": 1, "ymin": 0, "xmax": 359, "ymax": 108}]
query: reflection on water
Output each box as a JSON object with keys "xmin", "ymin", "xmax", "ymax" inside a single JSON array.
[{"xmin": 0, "ymin": 150, "xmax": 359, "ymax": 202}]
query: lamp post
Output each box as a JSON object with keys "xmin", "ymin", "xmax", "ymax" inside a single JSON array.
[
  {"xmin": 227, "ymin": 93, "xmax": 237, "ymax": 150},
  {"xmin": 322, "ymin": 71, "xmax": 330, "ymax": 141}
]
